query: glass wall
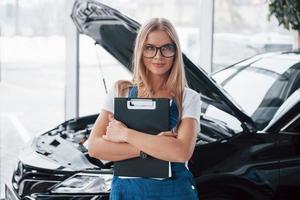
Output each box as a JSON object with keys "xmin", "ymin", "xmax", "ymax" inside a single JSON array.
[
  {"xmin": 0, "ymin": 0, "xmax": 65, "ymax": 196},
  {"xmin": 79, "ymin": 35, "xmax": 132, "ymax": 116},
  {"xmin": 213, "ymin": 0, "xmax": 295, "ymax": 70}
]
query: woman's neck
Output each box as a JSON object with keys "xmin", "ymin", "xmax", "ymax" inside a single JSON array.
[{"xmin": 148, "ymin": 74, "xmax": 168, "ymax": 93}]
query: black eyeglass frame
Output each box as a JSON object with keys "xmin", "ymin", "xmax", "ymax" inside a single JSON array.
[{"xmin": 142, "ymin": 43, "xmax": 176, "ymax": 58}]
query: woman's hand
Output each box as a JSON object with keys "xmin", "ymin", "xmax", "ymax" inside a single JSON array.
[
  {"xmin": 158, "ymin": 130, "xmax": 178, "ymax": 138},
  {"xmin": 102, "ymin": 114, "xmax": 128, "ymax": 143}
]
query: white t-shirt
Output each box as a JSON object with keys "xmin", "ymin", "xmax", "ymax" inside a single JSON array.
[{"xmin": 102, "ymin": 84, "xmax": 201, "ymax": 127}]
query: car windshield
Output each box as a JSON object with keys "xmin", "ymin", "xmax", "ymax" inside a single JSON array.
[{"xmin": 212, "ymin": 53, "xmax": 300, "ymax": 130}]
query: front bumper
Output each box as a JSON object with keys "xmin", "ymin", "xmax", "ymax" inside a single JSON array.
[{"xmin": 5, "ymin": 183, "xmax": 110, "ymax": 200}]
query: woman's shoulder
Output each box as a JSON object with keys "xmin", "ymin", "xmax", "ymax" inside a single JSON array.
[
  {"xmin": 114, "ymin": 80, "xmax": 133, "ymax": 97},
  {"xmin": 183, "ymin": 87, "xmax": 200, "ymax": 98},
  {"xmin": 115, "ymin": 80, "xmax": 132, "ymax": 88}
]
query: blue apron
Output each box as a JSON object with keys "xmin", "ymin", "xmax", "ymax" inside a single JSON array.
[{"xmin": 110, "ymin": 87, "xmax": 199, "ymax": 200}]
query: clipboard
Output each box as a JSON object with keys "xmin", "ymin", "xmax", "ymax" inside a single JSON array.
[{"xmin": 113, "ymin": 97, "xmax": 171, "ymax": 178}]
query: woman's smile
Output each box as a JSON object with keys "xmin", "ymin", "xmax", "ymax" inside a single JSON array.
[{"xmin": 152, "ymin": 62, "xmax": 166, "ymax": 67}]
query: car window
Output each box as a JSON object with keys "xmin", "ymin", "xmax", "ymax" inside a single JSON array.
[{"xmin": 213, "ymin": 55, "xmax": 300, "ymax": 130}]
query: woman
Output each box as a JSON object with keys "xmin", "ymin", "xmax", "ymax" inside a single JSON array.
[{"xmin": 88, "ymin": 18, "xmax": 200, "ymax": 199}]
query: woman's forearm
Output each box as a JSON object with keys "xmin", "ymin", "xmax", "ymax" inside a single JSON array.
[
  {"xmin": 88, "ymin": 137, "xmax": 140, "ymax": 161},
  {"xmin": 124, "ymin": 128, "xmax": 192, "ymax": 163}
]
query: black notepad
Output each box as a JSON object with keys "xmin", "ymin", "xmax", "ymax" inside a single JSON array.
[{"xmin": 113, "ymin": 98, "xmax": 171, "ymax": 178}]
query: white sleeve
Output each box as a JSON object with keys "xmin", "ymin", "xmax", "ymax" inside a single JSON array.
[
  {"xmin": 101, "ymin": 84, "xmax": 118, "ymax": 114},
  {"xmin": 181, "ymin": 88, "xmax": 201, "ymax": 125}
]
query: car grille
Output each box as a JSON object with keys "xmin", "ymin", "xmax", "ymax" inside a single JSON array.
[{"xmin": 12, "ymin": 161, "xmax": 73, "ymax": 198}]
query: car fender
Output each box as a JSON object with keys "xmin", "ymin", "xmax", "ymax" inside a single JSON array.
[{"xmin": 194, "ymin": 174, "xmax": 273, "ymax": 200}]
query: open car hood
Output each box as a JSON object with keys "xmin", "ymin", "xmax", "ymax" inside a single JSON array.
[{"xmin": 71, "ymin": 0, "xmax": 256, "ymax": 132}]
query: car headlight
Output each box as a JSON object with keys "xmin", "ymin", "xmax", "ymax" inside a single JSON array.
[{"xmin": 51, "ymin": 173, "xmax": 113, "ymax": 194}]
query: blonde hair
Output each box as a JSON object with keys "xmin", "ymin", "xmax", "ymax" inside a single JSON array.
[{"xmin": 118, "ymin": 18, "xmax": 187, "ymax": 119}]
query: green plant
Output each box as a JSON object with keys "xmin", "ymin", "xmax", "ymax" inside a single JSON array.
[{"xmin": 268, "ymin": 0, "xmax": 300, "ymax": 48}]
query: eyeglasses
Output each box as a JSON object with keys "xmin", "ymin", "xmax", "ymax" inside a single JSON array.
[{"xmin": 143, "ymin": 44, "xmax": 176, "ymax": 58}]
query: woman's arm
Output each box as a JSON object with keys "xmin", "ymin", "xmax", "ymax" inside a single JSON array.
[
  {"xmin": 88, "ymin": 110, "xmax": 140, "ymax": 161},
  {"xmin": 104, "ymin": 117, "xmax": 198, "ymax": 163},
  {"xmin": 125, "ymin": 118, "xmax": 197, "ymax": 162}
]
